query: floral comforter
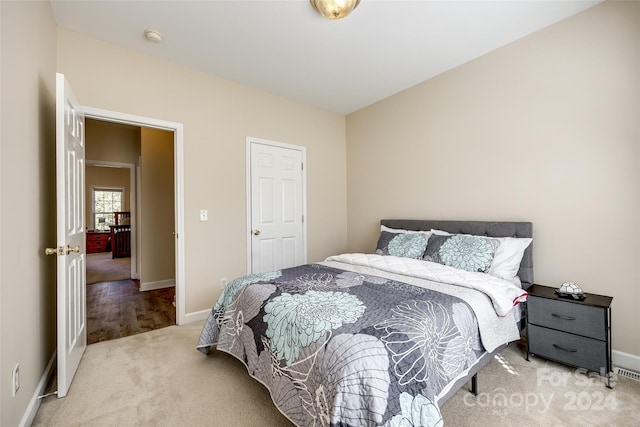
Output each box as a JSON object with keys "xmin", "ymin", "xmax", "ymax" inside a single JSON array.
[{"xmin": 197, "ymin": 255, "xmax": 522, "ymax": 426}]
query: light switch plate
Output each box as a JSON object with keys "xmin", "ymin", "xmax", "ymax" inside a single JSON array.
[{"xmin": 200, "ymin": 209, "xmax": 208, "ymax": 221}]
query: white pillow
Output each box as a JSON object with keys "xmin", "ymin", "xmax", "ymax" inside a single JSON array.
[
  {"xmin": 430, "ymin": 229, "xmax": 449, "ymax": 236},
  {"xmin": 430, "ymin": 229, "xmax": 531, "ymax": 281},
  {"xmin": 488, "ymin": 236, "xmax": 532, "ymax": 281},
  {"xmin": 382, "ymin": 225, "xmax": 431, "ymax": 236}
]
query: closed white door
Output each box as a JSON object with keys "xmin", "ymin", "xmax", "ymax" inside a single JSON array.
[
  {"xmin": 249, "ymin": 139, "xmax": 306, "ymax": 273},
  {"xmin": 53, "ymin": 73, "xmax": 87, "ymax": 397}
]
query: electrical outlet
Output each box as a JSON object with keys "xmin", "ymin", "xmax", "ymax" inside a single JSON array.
[
  {"xmin": 12, "ymin": 364, "xmax": 19, "ymax": 397},
  {"xmin": 220, "ymin": 277, "xmax": 228, "ymax": 289}
]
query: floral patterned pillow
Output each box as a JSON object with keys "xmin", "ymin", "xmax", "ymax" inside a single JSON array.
[
  {"xmin": 375, "ymin": 231, "xmax": 429, "ymax": 259},
  {"xmin": 423, "ymin": 234, "xmax": 499, "ymax": 273}
]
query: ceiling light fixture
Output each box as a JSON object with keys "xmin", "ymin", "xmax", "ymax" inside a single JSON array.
[
  {"xmin": 144, "ymin": 29, "xmax": 163, "ymax": 43},
  {"xmin": 310, "ymin": 0, "xmax": 361, "ymax": 20}
]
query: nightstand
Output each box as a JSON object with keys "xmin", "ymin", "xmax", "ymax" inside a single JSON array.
[{"xmin": 526, "ymin": 284, "xmax": 613, "ymax": 387}]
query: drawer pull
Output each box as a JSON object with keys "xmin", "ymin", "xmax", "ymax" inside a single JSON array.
[
  {"xmin": 552, "ymin": 343, "xmax": 577, "ymax": 353},
  {"xmin": 551, "ymin": 313, "xmax": 576, "ymax": 321}
]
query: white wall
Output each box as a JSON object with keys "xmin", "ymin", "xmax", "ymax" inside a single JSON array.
[
  {"xmin": 0, "ymin": 1, "xmax": 58, "ymax": 425},
  {"xmin": 57, "ymin": 28, "xmax": 348, "ymax": 315},
  {"xmin": 85, "ymin": 166, "xmax": 131, "ymax": 229},
  {"xmin": 140, "ymin": 127, "xmax": 175, "ymax": 285},
  {"xmin": 346, "ymin": 1, "xmax": 640, "ymax": 357},
  {"xmin": 85, "ymin": 118, "xmax": 141, "ymax": 165}
]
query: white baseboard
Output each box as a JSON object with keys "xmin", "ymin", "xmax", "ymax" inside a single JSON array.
[
  {"xmin": 612, "ymin": 350, "xmax": 640, "ymax": 373},
  {"xmin": 140, "ymin": 279, "xmax": 175, "ymax": 292},
  {"xmin": 19, "ymin": 351, "xmax": 56, "ymax": 427},
  {"xmin": 183, "ymin": 308, "xmax": 211, "ymax": 324}
]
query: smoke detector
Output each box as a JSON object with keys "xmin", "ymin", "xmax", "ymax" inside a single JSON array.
[{"xmin": 144, "ymin": 29, "xmax": 163, "ymax": 43}]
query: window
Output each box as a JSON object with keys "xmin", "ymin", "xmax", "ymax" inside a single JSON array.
[{"xmin": 92, "ymin": 188, "xmax": 124, "ymax": 231}]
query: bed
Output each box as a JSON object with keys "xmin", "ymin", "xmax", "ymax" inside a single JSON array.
[
  {"xmin": 109, "ymin": 211, "xmax": 131, "ymax": 258},
  {"xmin": 197, "ymin": 219, "xmax": 533, "ymax": 426}
]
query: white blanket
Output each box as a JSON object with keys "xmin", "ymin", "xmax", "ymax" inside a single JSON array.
[
  {"xmin": 322, "ymin": 253, "xmax": 525, "ymax": 352},
  {"xmin": 325, "ymin": 253, "xmax": 527, "ymax": 317}
]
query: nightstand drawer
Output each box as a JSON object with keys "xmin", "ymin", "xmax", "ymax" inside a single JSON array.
[
  {"xmin": 528, "ymin": 296, "xmax": 606, "ymax": 340},
  {"xmin": 87, "ymin": 232, "xmax": 110, "ymax": 253},
  {"xmin": 528, "ymin": 324, "xmax": 607, "ymax": 373}
]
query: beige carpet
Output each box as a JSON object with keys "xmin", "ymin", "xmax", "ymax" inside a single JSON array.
[
  {"xmin": 86, "ymin": 252, "xmax": 131, "ymax": 284},
  {"xmin": 33, "ymin": 322, "xmax": 640, "ymax": 427}
]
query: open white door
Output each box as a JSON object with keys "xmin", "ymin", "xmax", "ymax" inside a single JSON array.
[
  {"xmin": 53, "ymin": 73, "xmax": 87, "ymax": 397},
  {"xmin": 248, "ymin": 138, "xmax": 306, "ymax": 273}
]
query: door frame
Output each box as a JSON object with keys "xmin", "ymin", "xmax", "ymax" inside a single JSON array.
[
  {"xmin": 83, "ymin": 106, "xmax": 187, "ymax": 325},
  {"xmin": 245, "ymin": 136, "xmax": 307, "ymax": 273},
  {"xmin": 86, "ymin": 160, "xmax": 139, "ymax": 279}
]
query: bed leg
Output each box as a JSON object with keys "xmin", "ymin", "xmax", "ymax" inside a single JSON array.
[{"xmin": 471, "ymin": 373, "xmax": 478, "ymax": 396}]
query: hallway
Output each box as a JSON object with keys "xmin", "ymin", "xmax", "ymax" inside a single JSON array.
[{"xmin": 87, "ymin": 279, "xmax": 175, "ymax": 345}]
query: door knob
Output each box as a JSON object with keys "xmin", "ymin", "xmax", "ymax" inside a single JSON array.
[
  {"xmin": 46, "ymin": 246, "xmax": 80, "ymax": 255},
  {"xmin": 252, "ymin": 229, "xmax": 261, "ymax": 236},
  {"xmin": 66, "ymin": 245, "xmax": 80, "ymax": 254},
  {"xmin": 45, "ymin": 247, "xmax": 61, "ymax": 256}
]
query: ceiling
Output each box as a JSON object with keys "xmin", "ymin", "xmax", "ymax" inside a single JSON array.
[{"xmin": 49, "ymin": 0, "xmax": 602, "ymax": 115}]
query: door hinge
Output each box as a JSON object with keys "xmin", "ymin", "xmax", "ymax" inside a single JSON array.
[
  {"xmin": 301, "ymin": 162, "xmax": 304, "ymax": 171},
  {"xmin": 302, "ymin": 215, "xmax": 304, "ymax": 223}
]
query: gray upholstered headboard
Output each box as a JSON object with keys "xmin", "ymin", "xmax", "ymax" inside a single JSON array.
[{"xmin": 381, "ymin": 219, "xmax": 534, "ymax": 290}]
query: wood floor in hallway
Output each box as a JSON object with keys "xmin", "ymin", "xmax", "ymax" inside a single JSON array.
[{"xmin": 87, "ymin": 279, "xmax": 176, "ymax": 345}]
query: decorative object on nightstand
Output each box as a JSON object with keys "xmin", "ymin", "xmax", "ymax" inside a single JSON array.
[
  {"xmin": 555, "ymin": 281, "xmax": 586, "ymax": 300},
  {"xmin": 526, "ymin": 284, "xmax": 613, "ymax": 387}
]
